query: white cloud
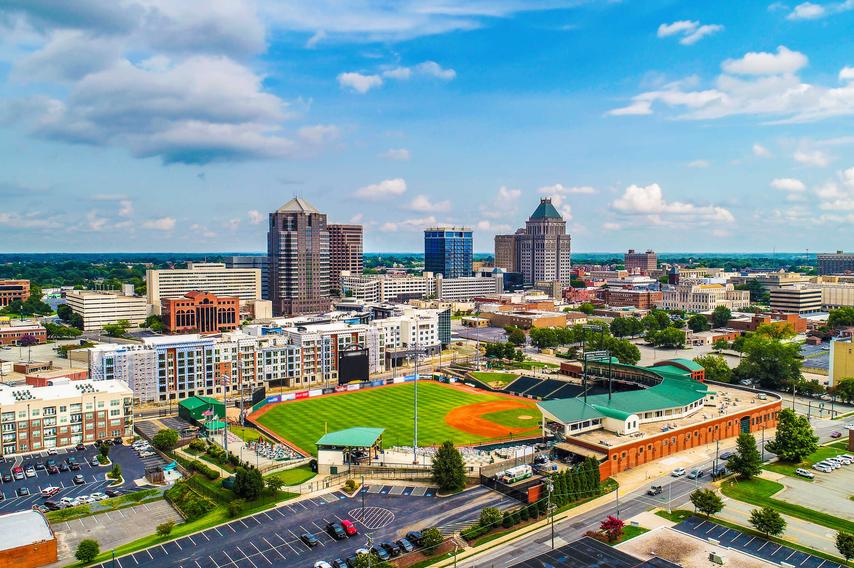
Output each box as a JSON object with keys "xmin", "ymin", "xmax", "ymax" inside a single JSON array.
[
  {"xmin": 794, "ymin": 149, "xmax": 830, "ymax": 166},
  {"xmin": 753, "ymin": 143, "xmax": 773, "ymax": 157},
  {"xmin": 414, "ymin": 61, "xmax": 456, "ymax": 80},
  {"xmin": 297, "ymin": 124, "xmax": 340, "ymax": 145},
  {"xmin": 0, "ymin": 211, "xmax": 60, "ymax": 229},
  {"xmin": 611, "ymin": 183, "xmax": 735, "ymax": 225},
  {"xmin": 305, "ymin": 30, "xmax": 326, "ymax": 48},
  {"xmin": 379, "ymin": 216, "xmax": 438, "ymax": 232},
  {"xmin": 840, "ymin": 66, "xmax": 854, "ymax": 82},
  {"xmin": 382, "ymin": 67, "xmax": 412, "ymax": 80},
  {"xmin": 498, "ymin": 186, "xmax": 522, "ymax": 200},
  {"xmin": 721, "ymin": 46, "xmax": 807, "ymax": 75},
  {"xmin": 475, "ymin": 220, "xmax": 512, "ymax": 233},
  {"xmin": 380, "ymin": 148, "xmax": 411, "ymax": 160},
  {"xmin": 786, "ymin": 0, "xmax": 854, "ymax": 20},
  {"xmin": 355, "ymin": 178, "xmax": 407, "ymax": 200},
  {"xmin": 349, "ymin": 213, "xmax": 363, "ymax": 224},
  {"xmin": 407, "ymin": 194, "xmax": 451, "ymax": 213},
  {"xmin": 337, "ymin": 72, "xmax": 383, "ymax": 93},
  {"xmin": 537, "ymin": 183, "xmax": 597, "ymax": 195},
  {"xmin": 118, "ymin": 200, "xmax": 134, "ymax": 217},
  {"xmin": 602, "ymin": 222, "xmax": 622, "ymax": 231},
  {"xmin": 687, "ymin": 159, "xmax": 710, "ymax": 168},
  {"xmin": 657, "ymin": 20, "xmax": 723, "ymax": 45},
  {"xmin": 142, "ymin": 217, "xmax": 176, "ymax": 231},
  {"xmin": 770, "ymin": 177, "xmax": 806, "ymax": 191},
  {"xmin": 813, "ymin": 167, "xmax": 854, "ymax": 210},
  {"xmin": 247, "ymin": 210, "xmax": 264, "ymax": 224},
  {"xmin": 480, "ymin": 185, "xmax": 522, "ymax": 219},
  {"xmin": 190, "ymin": 223, "xmax": 217, "ymax": 238}
]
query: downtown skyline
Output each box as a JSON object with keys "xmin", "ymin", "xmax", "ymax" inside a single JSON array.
[{"xmin": 1, "ymin": 1, "xmax": 853, "ymax": 254}]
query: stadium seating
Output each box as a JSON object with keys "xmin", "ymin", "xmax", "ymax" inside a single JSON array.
[
  {"xmin": 504, "ymin": 376, "xmax": 541, "ymax": 396},
  {"xmin": 524, "ymin": 379, "xmax": 568, "ymax": 399}
]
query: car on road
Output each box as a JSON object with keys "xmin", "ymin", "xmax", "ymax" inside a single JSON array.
[
  {"xmin": 326, "ymin": 522, "xmax": 346, "ymax": 540},
  {"xmin": 711, "ymin": 466, "xmax": 728, "ymax": 478},
  {"xmin": 372, "ymin": 546, "xmax": 391, "ymax": 561},
  {"xmin": 671, "ymin": 468, "xmax": 686, "ymax": 477},
  {"xmin": 831, "ymin": 431, "xmax": 842, "ymax": 439},
  {"xmin": 813, "ymin": 463, "xmax": 832, "ymax": 473},
  {"xmin": 795, "ymin": 468, "xmax": 815, "ymax": 479},
  {"xmin": 313, "ymin": 562, "xmax": 332, "ymax": 568},
  {"xmin": 340, "ymin": 519, "xmax": 358, "ymax": 536},
  {"xmin": 405, "ymin": 531, "xmax": 423, "ymax": 546},
  {"xmin": 719, "ymin": 451, "xmax": 735, "ymax": 460},
  {"xmin": 687, "ymin": 468, "xmax": 704, "ymax": 479},
  {"xmin": 72, "ymin": 474, "xmax": 85, "ymax": 485},
  {"xmin": 647, "ymin": 485, "xmax": 663, "ymax": 496},
  {"xmin": 16, "ymin": 487, "xmax": 30, "ymax": 497},
  {"xmin": 396, "ymin": 538, "xmax": 415, "ymax": 553},
  {"xmin": 300, "ymin": 533, "xmax": 320, "ymax": 547}
]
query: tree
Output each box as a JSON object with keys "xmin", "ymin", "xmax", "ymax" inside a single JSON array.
[
  {"xmin": 143, "ymin": 314, "xmax": 164, "ymax": 332},
  {"xmin": 265, "ymin": 475, "xmax": 285, "ymax": 494},
  {"xmin": 749, "ymin": 506, "xmax": 786, "ymax": 538},
  {"xmin": 57, "ymin": 303, "xmax": 74, "ymax": 322},
  {"xmin": 100, "ymin": 444, "xmax": 110, "ymax": 458},
  {"xmin": 109, "ymin": 463, "xmax": 122, "ymax": 480},
  {"xmin": 599, "ymin": 515, "xmax": 625, "ymax": 543},
  {"xmin": 351, "ymin": 553, "xmax": 392, "ymax": 568},
  {"xmin": 829, "ymin": 307, "xmax": 854, "ymax": 328},
  {"xmin": 728, "ymin": 433, "xmax": 763, "ymax": 480},
  {"xmin": 233, "ymin": 467, "xmax": 264, "ymax": 500},
  {"xmin": 833, "ymin": 378, "xmax": 854, "ymax": 404},
  {"xmin": 735, "ymin": 334, "xmax": 801, "ymax": 390},
  {"xmin": 735, "ymin": 281, "xmax": 769, "ymax": 304},
  {"xmin": 688, "ymin": 314, "xmax": 711, "ymax": 333},
  {"xmin": 605, "ymin": 337, "xmax": 641, "ymax": 365},
  {"xmin": 420, "ymin": 527, "xmax": 444, "ymax": 555},
  {"xmin": 713, "ymin": 339, "xmax": 730, "ymax": 353},
  {"xmin": 156, "ymin": 521, "xmax": 175, "ymax": 536},
  {"xmin": 103, "ymin": 319, "xmax": 131, "ymax": 337},
  {"xmin": 836, "ymin": 531, "xmax": 854, "ymax": 564},
  {"xmin": 432, "ymin": 441, "xmax": 466, "ymax": 493},
  {"xmin": 75, "ymin": 539, "xmax": 100, "ymax": 563},
  {"xmin": 152, "ymin": 428, "xmax": 179, "ymax": 451},
  {"xmin": 479, "ymin": 506, "xmax": 502, "ymax": 528},
  {"xmin": 755, "ymin": 323, "xmax": 796, "ymax": 340},
  {"xmin": 712, "ymin": 305, "xmax": 733, "ymax": 328},
  {"xmin": 507, "ymin": 329, "xmax": 526, "ymax": 346},
  {"xmin": 765, "ymin": 409, "xmax": 818, "ymax": 463},
  {"xmin": 689, "ymin": 488, "xmax": 724, "ymax": 517},
  {"xmin": 647, "ymin": 327, "xmax": 685, "ymax": 348},
  {"xmin": 693, "ymin": 354, "xmax": 732, "ymax": 383},
  {"xmin": 69, "ymin": 312, "xmax": 84, "ymax": 330},
  {"xmin": 578, "ymin": 302, "xmax": 595, "ymax": 315}
]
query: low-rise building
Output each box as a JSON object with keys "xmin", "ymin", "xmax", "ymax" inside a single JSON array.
[
  {"xmin": 769, "ymin": 286, "xmax": 822, "ymax": 314},
  {"xmin": 161, "ymin": 291, "xmax": 239, "ymax": 334},
  {"xmin": 599, "ymin": 289, "xmax": 663, "ymax": 309},
  {"xmin": 659, "ymin": 282, "xmax": 750, "ymax": 313},
  {"xmin": 65, "ymin": 287, "xmax": 150, "ymax": 331},
  {"xmin": 340, "ymin": 272, "xmax": 501, "ymax": 303},
  {"xmin": 726, "ymin": 312, "xmax": 808, "ymax": 334},
  {"xmin": 0, "ymin": 510, "xmax": 57, "ymax": 567},
  {"xmin": 484, "ymin": 310, "xmax": 568, "ymax": 330},
  {"xmin": 0, "ymin": 323, "xmax": 47, "ymax": 346},
  {"xmin": 146, "ymin": 262, "xmax": 262, "ymax": 314},
  {"xmin": 0, "ymin": 279, "xmax": 30, "ymax": 307},
  {"xmin": 0, "ymin": 379, "xmax": 133, "ymax": 455}
]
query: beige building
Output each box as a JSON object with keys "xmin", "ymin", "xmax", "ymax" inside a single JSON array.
[
  {"xmin": 0, "ymin": 379, "xmax": 133, "ymax": 456},
  {"xmin": 340, "ymin": 272, "xmax": 501, "ymax": 303},
  {"xmin": 829, "ymin": 336, "xmax": 854, "ymax": 387},
  {"xmin": 146, "ymin": 262, "xmax": 262, "ymax": 314},
  {"xmin": 659, "ymin": 282, "xmax": 750, "ymax": 313},
  {"xmin": 65, "ymin": 288, "xmax": 150, "ymax": 331},
  {"xmin": 805, "ymin": 279, "xmax": 854, "ymax": 308},
  {"xmin": 769, "ymin": 286, "xmax": 822, "ymax": 314}
]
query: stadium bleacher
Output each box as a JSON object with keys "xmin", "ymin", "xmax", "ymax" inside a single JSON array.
[
  {"xmin": 524, "ymin": 379, "xmax": 568, "ymax": 399},
  {"xmin": 546, "ymin": 383, "xmax": 586, "ymax": 399},
  {"xmin": 504, "ymin": 376, "xmax": 541, "ymax": 396}
]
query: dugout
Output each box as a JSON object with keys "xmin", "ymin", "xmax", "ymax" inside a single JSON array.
[
  {"xmin": 178, "ymin": 396, "xmax": 225, "ymax": 424},
  {"xmin": 316, "ymin": 427, "xmax": 384, "ymax": 475}
]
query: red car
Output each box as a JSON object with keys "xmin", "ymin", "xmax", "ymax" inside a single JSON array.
[
  {"xmin": 341, "ymin": 519, "xmax": 358, "ymax": 537},
  {"xmin": 831, "ymin": 431, "xmax": 842, "ymax": 439}
]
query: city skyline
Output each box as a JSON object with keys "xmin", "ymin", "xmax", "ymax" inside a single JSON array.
[{"xmin": 1, "ymin": 1, "xmax": 853, "ymax": 253}]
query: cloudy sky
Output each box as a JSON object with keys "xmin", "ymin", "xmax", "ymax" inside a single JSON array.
[{"xmin": 1, "ymin": 1, "xmax": 853, "ymax": 253}]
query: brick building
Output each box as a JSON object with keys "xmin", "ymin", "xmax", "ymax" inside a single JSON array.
[
  {"xmin": 161, "ymin": 291, "xmax": 239, "ymax": 334},
  {"xmin": 0, "ymin": 323, "xmax": 47, "ymax": 346},
  {"xmin": 599, "ymin": 289, "xmax": 663, "ymax": 309},
  {"xmin": 0, "ymin": 510, "xmax": 57, "ymax": 568},
  {"xmin": 328, "ymin": 224, "xmax": 364, "ymax": 293},
  {"xmin": 624, "ymin": 249, "xmax": 657, "ymax": 273},
  {"xmin": 0, "ymin": 280, "xmax": 30, "ymax": 307},
  {"xmin": 726, "ymin": 313, "xmax": 807, "ymax": 334}
]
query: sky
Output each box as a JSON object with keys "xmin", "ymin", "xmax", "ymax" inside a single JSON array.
[{"xmin": 1, "ymin": 1, "xmax": 853, "ymax": 254}]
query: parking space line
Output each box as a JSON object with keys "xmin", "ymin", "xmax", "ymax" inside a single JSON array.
[
  {"xmin": 160, "ymin": 544, "xmax": 169, "ymax": 555},
  {"xmin": 262, "ymin": 511, "xmax": 273, "ymax": 521},
  {"xmin": 200, "ymin": 531, "xmax": 210, "ymax": 542},
  {"xmin": 249, "ymin": 542, "xmax": 271, "ymax": 566},
  {"xmin": 187, "ymin": 535, "xmax": 195, "ymax": 546},
  {"xmin": 173, "ymin": 539, "xmax": 182, "ymax": 551},
  {"xmin": 222, "ymin": 550, "xmax": 238, "ymax": 568},
  {"xmin": 214, "ymin": 527, "xmax": 223, "ymax": 537},
  {"xmin": 262, "ymin": 537, "xmax": 285, "ymax": 561},
  {"xmin": 235, "ymin": 546, "xmax": 258, "ymax": 568},
  {"xmin": 146, "ymin": 548, "xmax": 153, "ymax": 561},
  {"xmin": 208, "ymin": 556, "xmax": 219, "ymax": 568},
  {"xmin": 227, "ymin": 523, "xmax": 237, "ymax": 533},
  {"xmin": 131, "ymin": 553, "xmax": 138, "ymax": 565},
  {"xmin": 239, "ymin": 519, "xmax": 248, "ymax": 528}
]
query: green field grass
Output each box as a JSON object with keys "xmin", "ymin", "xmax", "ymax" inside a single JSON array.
[
  {"xmin": 481, "ymin": 408, "xmax": 541, "ymax": 430},
  {"xmin": 264, "ymin": 465, "xmax": 316, "ymax": 486},
  {"xmin": 255, "ymin": 382, "xmax": 536, "ymax": 454},
  {"xmin": 470, "ymin": 371, "xmax": 520, "ymax": 386}
]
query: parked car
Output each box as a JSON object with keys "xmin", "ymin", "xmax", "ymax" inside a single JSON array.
[
  {"xmin": 69, "ymin": 463, "xmax": 81, "ymax": 471},
  {"xmin": 340, "ymin": 519, "xmax": 358, "ymax": 536},
  {"xmin": 24, "ymin": 468, "xmax": 36, "ymax": 478},
  {"xmin": 105, "ymin": 489, "xmax": 121, "ymax": 498},
  {"xmin": 719, "ymin": 451, "xmax": 735, "ymax": 460},
  {"xmin": 381, "ymin": 542, "xmax": 401, "ymax": 557},
  {"xmin": 34, "ymin": 461, "xmax": 45, "ymax": 470},
  {"xmin": 371, "ymin": 546, "xmax": 391, "ymax": 561},
  {"xmin": 60, "ymin": 497, "xmax": 76, "ymax": 505},
  {"xmin": 47, "ymin": 448, "xmax": 57, "ymax": 455},
  {"xmin": 89, "ymin": 457, "xmax": 100, "ymax": 467},
  {"xmin": 44, "ymin": 500, "xmax": 61, "ymax": 511},
  {"xmin": 671, "ymin": 468, "xmax": 686, "ymax": 477},
  {"xmin": 405, "ymin": 531, "xmax": 423, "ymax": 546},
  {"xmin": 75, "ymin": 443, "xmax": 86, "ymax": 451},
  {"xmin": 46, "ymin": 459, "xmax": 56, "ymax": 467},
  {"xmin": 326, "ymin": 522, "xmax": 346, "ymax": 540},
  {"xmin": 687, "ymin": 468, "xmax": 704, "ymax": 479},
  {"xmin": 90, "ymin": 492, "xmax": 107, "ymax": 501},
  {"xmin": 813, "ymin": 464, "xmax": 832, "ymax": 473},
  {"xmin": 47, "ymin": 465, "xmax": 59, "ymax": 475},
  {"xmin": 58, "ymin": 463, "xmax": 69, "ymax": 472},
  {"xmin": 2, "ymin": 473, "xmax": 13, "ymax": 483},
  {"xmin": 794, "ymin": 468, "xmax": 815, "ymax": 479},
  {"xmin": 831, "ymin": 431, "xmax": 842, "ymax": 439},
  {"xmin": 396, "ymin": 538, "xmax": 415, "ymax": 553},
  {"xmin": 331, "ymin": 560, "xmax": 348, "ymax": 568},
  {"xmin": 16, "ymin": 487, "xmax": 30, "ymax": 497},
  {"xmin": 647, "ymin": 485, "xmax": 663, "ymax": 496},
  {"xmin": 72, "ymin": 474, "xmax": 85, "ymax": 485},
  {"xmin": 113, "ymin": 437, "xmax": 124, "ymax": 445},
  {"xmin": 300, "ymin": 533, "xmax": 320, "ymax": 547},
  {"xmin": 314, "ymin": 562, "xmax": 332, "ymax": 568},
  {"xmin": 12, "ymin": 467, "xmax": 24, "ymax": 480}
]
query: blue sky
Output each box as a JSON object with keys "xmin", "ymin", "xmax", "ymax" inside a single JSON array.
[{"xmin": 1, "ymin": 0, "xmax": 853, "ymax": 253}]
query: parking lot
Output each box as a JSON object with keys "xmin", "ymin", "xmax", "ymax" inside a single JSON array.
[
  {"xmin": 0, "ymin": 443, "xmax": 152, "ymax": 514},
  {"xmin": 91, "ymin": 484, "xmax": 517, "ymax": 568},
  {"xmin": 776, "ymin": 460, "xmax": 854, "ymax": 520},
  {"xmin": 800, "ymin": 343, "xmax": 831, "ymax": 370},
  {"xmin": 675, "ymin": 516, "xmax": 842, "ymax": 568}
]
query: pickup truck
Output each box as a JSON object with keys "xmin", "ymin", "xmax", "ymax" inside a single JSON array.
[{"xmin": 646, "ymin": 485, "xmax": 662, "ymax": 496}]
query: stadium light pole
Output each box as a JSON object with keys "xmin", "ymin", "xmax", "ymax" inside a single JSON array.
[{"xmin": 413, "ymin": 320, "xmax": 420, "ymax": 465}]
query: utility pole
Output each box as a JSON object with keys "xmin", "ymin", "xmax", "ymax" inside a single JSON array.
[
  {"xmin": 361, "ymin": 474, "xmax": 366, "ymax": 520},
  {"xmin": 413, "ymin": 321, "xmax": 420, "ymax": 465},
  {"xmin": 546, "ymin": 479, "xmax": 555, "ymax": 549}
]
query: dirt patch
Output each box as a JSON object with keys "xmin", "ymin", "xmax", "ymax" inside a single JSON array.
[
  {"xmin": 517, "ymin": 415, "xmax": 534, "ymax": 420},
  {"xmin": 445, "ymin": 400, "xmax": 538, "ymax": 438}
]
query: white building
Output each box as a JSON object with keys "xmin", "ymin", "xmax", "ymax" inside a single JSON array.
[
  {"xmin": 65, "ymin": 288, "xmax": 150, "ymax": 331},
  {"xmin": 146, "ymin": 263, "xmax": 262, "ymax": 314},
  {"xmin": 340, "ymin": 272, "xmax": 501, "ymax": 303},
  {"xmin": 659, "ymin": 281, "xmax": 750, "ymax": 313}
]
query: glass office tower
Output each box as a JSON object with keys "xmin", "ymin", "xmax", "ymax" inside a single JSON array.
[{"xmin": 424, "ymin": 227, "xmax": 473, "ymax": 279}]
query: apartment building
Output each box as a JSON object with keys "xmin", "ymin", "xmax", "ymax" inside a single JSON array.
[
  {"xmin": 769, "ymin": 286, "xmax": 822, "ymax": 314},
  {"xmin": 340, "ymin": 272, "xmax": 501, "ymax": 303},
  {"xmin": 818, "ymin": 250, "xmax": 854, "ymax": 275},
  {"xmin": 65, "ymin": 288, "xmax": 150, "ymax": 331},
  {"xmin": 624, "ymin": 249, "xmax": 657, "ymax": 273},
  {"xmin": 146, "ymin": 263, "xmax": 262, "ymax": 313},
  {"xmin": 0, "ymin": 280, "xmax": 30, "ymax": 307},
  {"xmin": 659, "ymin": 282, "xmax": 750, "ymax": 312},
  {"xmin": 599, "ymin": 289, "xmax": 663, "ymax": 309},
  {"xmin": 328, "ymin": 224, "xmax": 364, "ymax": 292},
  {"xmin": 0, "ymin": 379, "xmax": 133, "ymax": 456}
]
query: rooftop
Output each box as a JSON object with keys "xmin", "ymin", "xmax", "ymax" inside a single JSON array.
[
  {"xmin": 0, "ymin": 379, "xmax": 131, "ymax": 406},
  {"xmin": 277, "ymin": 196, "xmax": 320, "ymax": 214},
  {"xmin": 529, "ymin": 198, "xmax": 563, "ymax": 220},
  {"xmin": 0, "ymin": 510, "xmax": 54, "ymax": 552},
  {"xmin": 317, "ymin": 427, "xmax": 384, "ymax": 448}
]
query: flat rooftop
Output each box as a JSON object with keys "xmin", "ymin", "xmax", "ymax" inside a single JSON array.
[
  {"xmin": 0, "ymin": 510, "xmax": 54, "ymax": 552},
  {"xmin": 0, "ymin": 379, "xmax": 131, "ymax": 406}
]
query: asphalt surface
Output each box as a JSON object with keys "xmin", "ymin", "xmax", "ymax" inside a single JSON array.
[
  {"xmin": 92, "ymin": 484, "xmax": 517, "ymax": 568},
  {"xmin": 0, "ymin": 443, "xmax": 150, "ymax": 513}
]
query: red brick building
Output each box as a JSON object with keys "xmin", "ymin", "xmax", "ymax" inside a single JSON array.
[
  {"xmin": 0, "ymin": 510, "xmax": 57, "ymax": 568},
  {"xmin": 0, "ymin": 324, "xmax": 47, "ymax": 346},
  {"xmin": 727, "ymin": 312, "xmax": 807, "ymax": 334},
  {"xmin": 599, "ymin": 288, "xmax": 663, "ymax": 309},
  {"xmin": 0, "ymin": 280, "xmax": 30, "ymax": 307},
  {"xmin": 161, "ymin": 291, "xmax": 239, "ymax": 334}
]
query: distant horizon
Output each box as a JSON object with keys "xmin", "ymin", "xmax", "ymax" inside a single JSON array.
[{"xmin": 0, "ymin": 251, "xmax": 824, "ymax": 257}]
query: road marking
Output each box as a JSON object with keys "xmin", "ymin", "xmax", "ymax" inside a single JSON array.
[
  {"xmin": 239, "ymin": 519, "xmax": 248, "ymax": 529},
  {"xmin": 187, "ymin": 535, "xmax": 195, "ymax": 546},
  {"xmin": 208, "ymin": 556, "xmax": 219, "ymax": 568},
  {"xmin": 227, "ymin": 523, "xmax": 237, "ymax": 533},
  {"xmin": 146, "ymin": 549, "xmax": 153, "ymax": 560},
  {"xmin": 262, "ymin": 537, "xmax": 285, "ymax": 560},
  {"xmin": 262, "ymin": 511, "xmax": 273, "ymax": 521},
  {"xmin": 222, "ymin": 549, "xmax": 238, "ymax": 568},
  {"xmin": 745, "ymin": 537, "xmax": 755, "ymax": 546},
  {"xmin": 758, "ymin": 541, "xmax": 768, "ymax": 551},
  {"xmin": 173, "ymin": 540, "xmax": 182, "ymax": 551},
  {"xmin": 214, "ymin": 527, "xmax": 223, "ymax": 537},
  {"xmin": 771, "ymin": 545, "xmax": 782, "ymax": 556},
  {"xmin": 160, "ymin": 544, "xmax": 169, "ymax": 555},
  {"xmin": 249, "ymin": 542, "xmax": 271, "ymax": 565},
  {"xmin": 235, "ymin": 546, "xmax": 258, "ymax": 568},
  {"xmin": 785, "ymin": 550, "xmax": 796, "ymax": 561},
  {"xmin": 200, "ymin": 531, "xmax": 210, "ymax": 542}
]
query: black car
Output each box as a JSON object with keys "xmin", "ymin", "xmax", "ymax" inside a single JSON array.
[
  {"xmin": 69, "ymin": 463, "xmax": 80, "ymax": 471},
  {"xmin": 44, "ymin": 500, "xmax": 61, "ymax": 511},
  {"xmin": 711, "ymin": 466, "xmax": 728, "ymax": 478},
  {"xmin": 719, "ymin": 450, "xmax": 735, "ymax": 460},
  {"xmin": 396, "ymin": 538, "xmax": 415, "ymax": 553},
  {"xmin": 345, "ymin": 557, "xmax": 358, "ymax": 568},
  {"xmin": 76, "ymin": 443, "xmax": 86, "ymax": 451},
  {"xmin": 58, "ymin": 463, "xmax": 69, "ymax": 472},
  {"xmin": 2, "ymin": 473, "xmax": 11, "ymax": 483},
  {"xmin": 113, "ymin": 437, "xmax": 123, "ymax": 445},
  {"xmin": 381, "ymin": 542, "xmax": 401, "ymax": 557},
  {"xmin": 405, "ymin": 531, "xmax": 423, "ymax": 546},
  {"xmin": 300, "ymin": 533, "xmax": 319, "ymax": 547},
  {"xmin": 47, "ymin": 465, "xmax": 59, "ymax": 475},
  {"xmin": 17, "ymin": 487, "xmax": 30, "ymax": 497},
  {"xmin": 371, "ymin": 546, "xmax": 391, "ymax": 561},
  {"xmin": 65, "ymin": 457, "xmax": 76, "ymax": 465},
  {"xmin": 34, "ymin": 461, "xmax": 45, "ymax": 470},
  {"xmin": 326, "ymin": 522, "xmax": 346, "ymax": 540},
  {"xmin": 332, "ymin": 560, "xmax": 347, "ymax": 568},
  {"xmin": 94, "ymin": 440, "xmax": 102, "ymax": 447},
  {"xmin": 105, "ymin": 489, "xmax": 121, "ymax": 497},
  {"xmin": 0, "ymin": 492, "xmax": 4, "ymax": 501},
  {"xmin": 646, "ymin": 485, "xmax": 662, "ymax": 496},
  {"xmin": 73, "ymin": 474, "xmax": 85, "ymax": 485}
]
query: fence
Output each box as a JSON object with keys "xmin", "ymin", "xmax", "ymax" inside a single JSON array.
[{"xmin": 479, "ymin": 449, "xmax": 550, "ymax": 479}]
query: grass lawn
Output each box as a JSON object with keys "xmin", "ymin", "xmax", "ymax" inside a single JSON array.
[
  {"xmin": 654, "ymin": 509, "xmax": 693, "ymax": 523},
  {"xmin": 256, "ymin": 381, "xmax": 524, "ymax": 454},
  {"xmin": 609, "ymin": 525, "xmax": 649, "ymax": 545},
  {"xmin": 264, "ymin": 465, "xmax": 316, "ymax": 486},
  {"xmin": 481, "ymin": 408, "xmax": 541, "ymax": 431},
  {"xmin": 828, "ymin": 440, "xmax": 850, "ymax": 450},
  {"xmin": 764, "ymin": 446, "xmax": 848, "ymax": 478},
  {"xmin": 230, "ymin": 425, "xmax": 271, "ymax": 444},
  {"xmin": 721, "ymin": 477, "xmax": 854, "ymax": 535},
  {"xmin": 470, "ymin": 371, "xmax": 520, "ymax": 386},
  {"xmin": 505, "ymin": 361, "xmax": 559, "ymax": 370}
]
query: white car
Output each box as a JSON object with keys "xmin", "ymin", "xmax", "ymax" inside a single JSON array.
[
  {"xmin": 816, "ymin": 460, "xmax": 839, "ymax": 470},
  {"xmin": 813, "ymin": 464, "xmax": 832, "ymax": 473},
  {"xmin": 795, "ymin": 468, "xmax": 815, "ymax": 479},
  {"xmin": 60, "ymin": 497, "xmax": 75, "ymax": 505},
  {"xmin": 89, "ymin": 492, "xmax": 107, "ymax": 501},
  {"xmin": 314, "ymin": 563, "xmax": 333, "ymax": 568},
  {"xmin": 138, "ymin": 451, "xmax": 155, "ymax": 458},
  {"xmin": 25, "ymin": 468, "xmax": 36, "ymax": 478},
  {"xmin": 47, "ymin": 448, "xmax": 57, "ymax": 455},
  {"xmin": 845, "ymin": 423, "xmax": 854, "ymax": 430},
  {"xmin": 671, "ymin": 468, "xmax": 686, "ymax": 477}
]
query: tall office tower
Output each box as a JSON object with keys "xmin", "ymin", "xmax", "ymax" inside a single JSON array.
[
  {"xmin": 328, "ymin": 224, "xmax": 364, "ymax": 293},
  {"xmin": 817, "ymin": 251, "xmax": 854, "ymax": 275},
  {"xmin": 225, "ymin": 256, "xmax": 269, "ymax": 300},
  {"xmin": 624, "ymin": 249, "xmax": 657, "ymax": 273},
  {"xmin": 494, "ymin": 232, "xmax": 521, "ymax": 272},
  {"xmin": 424, "ymin": 227, "xmax": 473, "ymax": 279},
  {"xmin": 496, "ymin": 198, "xmax": 572, "ymax": 285},
  {"xmin": 267, "ymin": 197, "xmax": 331, "ymax": 316}
]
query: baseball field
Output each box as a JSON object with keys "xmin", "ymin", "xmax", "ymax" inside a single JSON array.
[{"xmin": 251, "ymin": 381, "xmax": 542, "ymax": 455}]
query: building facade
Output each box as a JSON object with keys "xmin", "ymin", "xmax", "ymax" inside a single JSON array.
[
  {"xmin": 424, "ymin": 227, "xmax": 473, "ymax": 279},
  {"xmin": 0, "ymin": 280, "xmax": 30, "ymax": 307},
  {"xmin": 818, "ymin": 251, "xmax": 854, "ymax": 275},
  {"xmin": 0, "ymin": 323, "xmax": 47, "ymax": 346},
  {"xmin": 268, "ymin": 197, "xmax": 331, "ymax": 316},
  {"xmin": 494, "ymin": 233, "xmax": 520, "ymax": 272},
  {"xmin": 339, "ymin": 272, "xmax": 501, "ymax": 303},
  {"xmin": 600, "ymin": 289, "xmax": 663, "ymax": 309},
  {"xmin": 65, "ymin": 289, "xmax": 149, "ymax": 331},
  {"xmin": 769, "ymin": 286, "xmax": 822, "ymax": 314},
  {"xmin": 659, "ymin": 282, "xmax": 750, "ymax": 312},
  {"xmin": 495, "ymin": 198, "xmax": 571, "ymax": 286},
  {"xmin": 624, "ymin": 249, "xmax": 657, "ymax": 273},
  {"xmin": 328, "ymin": 224, "xmax": 364, "ymax": 292},
  {"xmin": 0, "ymin": 379, "xmax": 133, "ymax": 456},
  {"xmin": 829, "ymin": 336, "xmax": 854, "ymax": 387},
  {"xmin": 225, "ymin": 256, "xmax": 270, "ymax": 300},
  {"xmin": 146, "ymin": 263, "xmax": 262, "ymax": 313},
  {"xmin": 161, "ymin": 291, "xmax": 240, "ymax": 334}
]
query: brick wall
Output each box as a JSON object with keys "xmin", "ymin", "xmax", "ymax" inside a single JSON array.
[{"xmin": 0, "ymin": 538, "xmax": 57, "ymax": 568}]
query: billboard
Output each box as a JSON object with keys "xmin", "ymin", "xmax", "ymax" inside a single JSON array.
[{"xmin": 338, "ymin": 347, "xmax": 370, "ymax": 385}]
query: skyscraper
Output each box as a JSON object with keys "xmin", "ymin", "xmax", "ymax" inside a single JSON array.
[
  {"xmin": 267, "ymin": 197, "xmax": 331, "ymax": 316},
  {"xmin": 328, "ymin": 224, "xmax": 364, "ymax": 292},
  {"xmin": 495, "ymin": 198, "xmax": 572, "ymax": 285},
  {"xmin": 424, "ymin": 227, "xmax": 473, "ymax": 279}
]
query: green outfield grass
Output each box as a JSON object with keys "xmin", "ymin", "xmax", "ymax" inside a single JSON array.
[
  {"xmin": 470, "ymin": 371, "xmax": 520, "ymax": 386},
  {"xmin": 481, "ymin": 408, "xmax": 541, "ymax": 430},
  {"xmin": 255, "ymin": 381, "xmax": 539, "ymax": 455}
]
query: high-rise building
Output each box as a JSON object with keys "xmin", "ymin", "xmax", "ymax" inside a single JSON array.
[
  {"xmin": 146, "ymin": 262, "xmax": 262, "ymax": 312},
  {"xmin": 328, "ymin": 224, "xmax": 364, "ymax": 292},
  {"xmin": 818, "ymin": 251, "xmax": 854, "ymax": 275},
  {"xmin": 424, "ymin": 227, "xmax": 473, "ymax": 279},
  {"xmin": 267, "ymin": 197, "xmax": 331, "ymax": 316},
  {"xmin": 495, "ymin": 198, "xmax": 572, "ymax": 285},
  {"xmin": 624, "ymin": 249, "xmax": 657, "ymax": 273},
  {"xmin": 225, "ymin": 256, "xmax": 269, "ymax": 300},
  {"xmin": 65, "ymin": 288, "xmax": 150, "ymax": 331}
]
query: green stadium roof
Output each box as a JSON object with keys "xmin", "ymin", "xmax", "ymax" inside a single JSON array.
[
  {"xmin": 316, "ymin": 427, "xmax": 384, "ymax": 448},
  {"xmin": 529, "ymin": 199, "xmax": 563, "ymax": 220},
  {"xmin": 659, "ymin": 358, "xmax": 704, "ymax": 372},
  {"xmin": 179, "ymin": 396, "xmax": 223, "ymax": 411}
]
